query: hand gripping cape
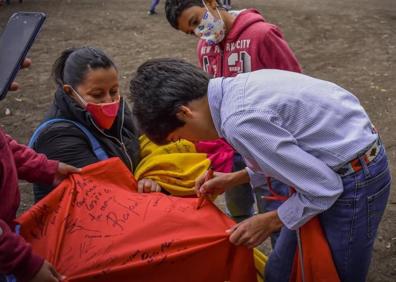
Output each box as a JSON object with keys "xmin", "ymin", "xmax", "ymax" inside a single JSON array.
[{"xmin": 16, "ymin": 158, "xmax": 258, "ymax": 282}]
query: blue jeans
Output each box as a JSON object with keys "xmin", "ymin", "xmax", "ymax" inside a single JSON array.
[{"xmin": 265, "ymin": 145, "xmax": 391, "ymax": 282}]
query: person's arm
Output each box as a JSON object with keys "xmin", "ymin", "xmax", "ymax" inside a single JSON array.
[
  {"xmin": 0, "ymin": 220, "xmax": 64, "ymax": 282},
  {"xmin": 258, "ymin": 25, "xmax": 302, "ymax": 73},
  {"xmin": 225, "ymin": 111, "xmax": 343, "ymax": 230},
  {"xmin": 6, "ymin": 134, "xmax": 58, "ymax": 184},
  {"xmin": 0, "ymin": 220, "xmax": 44, "ymax": 281}
]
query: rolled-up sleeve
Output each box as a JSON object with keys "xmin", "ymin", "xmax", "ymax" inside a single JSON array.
[
  {"xmin": 224, "ymin": 111, "xmax": 343, "ymax": 230},
  {"xmin": 245, "ymin": 167, "xmax": 267, "ymax": 188}
]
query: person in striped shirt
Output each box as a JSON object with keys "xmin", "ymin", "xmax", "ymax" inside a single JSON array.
[{"xmin": 129, "ymin": 58, "xmax": 391, "ymax": 282}]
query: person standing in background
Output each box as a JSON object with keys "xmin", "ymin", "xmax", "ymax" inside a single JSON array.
[
  {"xmin": 148, "ymin": 0, "xmax": 161, "ymax": 15},
  {"xmin": 222, "ymin": 0, "xmax": 231, "ymax": 10}
]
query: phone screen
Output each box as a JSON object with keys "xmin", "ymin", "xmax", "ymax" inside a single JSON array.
[{"xmin": 0, "ymin": 12, "xmax": 46, "ymax": 100}]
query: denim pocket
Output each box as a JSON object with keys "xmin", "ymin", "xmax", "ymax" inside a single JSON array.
[
  {"xmin": 332, "ymin": 197, "xmax": 355, "ymax": 207},
  {"xmin": 367, "ymin": 181, "xmax": 391, "ymax": 238},
  {"xmin": 357, "ymin": 165, "xmax": 390, "ymax": 188}
]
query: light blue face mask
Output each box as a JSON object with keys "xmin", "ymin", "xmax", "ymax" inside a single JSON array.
[{"xmin": 193, "ymin": 1, "xmax": 226, "ymax": 45}]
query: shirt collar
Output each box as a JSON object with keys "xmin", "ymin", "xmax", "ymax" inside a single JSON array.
[{"xmin": 207, "ymin": 77, "xmax": 224, "ymax": 137}]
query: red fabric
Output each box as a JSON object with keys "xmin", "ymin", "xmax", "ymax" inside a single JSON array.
[
  {"xmin": 262, "ymin": 177, "xmax": 291, "ymax": 202},
  {"xmin": 195, "ymin": 9, "xmax": 302, "ymax": 170},
  {"xmin": 194, "ymin": 138, "xmax": 234, "ymax": 172},
  {"xmin": 289, "ymin": 217, "xmax": 340, "ymax": 282},
  {"xmin": 17, "ymin": 158, "xmax": 257, "ymax": 282},
  {"xmin": 0, "ymin": 128, "xmax": 58, "ymax": 281}
]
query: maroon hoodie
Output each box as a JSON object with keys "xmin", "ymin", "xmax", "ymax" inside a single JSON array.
[
  {"xmin": 197, "ymin": 9, "xmax": 302, "ymax": 77},
  {"xmin": 196, "ymin": 9, "xmax": 302, "ymax": 172},
  {"xmin": 0, "ymin": 128, "xmax": 58, "ymax": 281}
]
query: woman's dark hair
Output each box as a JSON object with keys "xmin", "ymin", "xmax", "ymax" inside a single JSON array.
[
  {"xmin": 165, "ymin": 0, "xmax": 223, "ymax": 29},
  {"xmin": 52, "ymin": 47, "xmax": 116, "ymax": 88},
  {"xmin": 129, "ymin": 58, "xmax": 209, "ymax": 145}
]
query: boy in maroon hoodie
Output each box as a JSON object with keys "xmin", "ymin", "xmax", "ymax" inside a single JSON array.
[
  {"xmin": 165, "ymin": 0, "xmax": 301, "ymax": 229},
  {"xmin": 0, "ymin": 59, "xmax": 80, "ymax": 282},
  {"xmin": 165, "ymin": 0, "xmax": 301, "ymax": 76}
]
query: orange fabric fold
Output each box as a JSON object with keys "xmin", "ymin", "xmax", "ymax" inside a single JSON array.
[
  {"xmin": 290, "ymin": 217, "xmax": 340, "ymax": 282},
  {"xmin": 17, "ymin": 158, "xmax": 256, "ymax": 282}
]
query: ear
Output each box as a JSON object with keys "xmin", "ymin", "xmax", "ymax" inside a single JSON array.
[
  {"xmin": 176, "ymin": 105, "xmax": 194, "ymax": 121},
  {"xmin": 63, "ymin": 84, "xmax": 73, "ymax": 95}
]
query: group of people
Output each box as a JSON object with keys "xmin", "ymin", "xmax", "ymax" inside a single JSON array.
[{"xmin": 0, "ymin": 0, "xmax": 391, "ymax": 282}]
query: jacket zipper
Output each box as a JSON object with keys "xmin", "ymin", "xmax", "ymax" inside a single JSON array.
[
  {"xmin": 90, "ymin": 99, "xmax": 134, "ymax": 171},
  {"xmin": 118, "ymin": 99, "xmax": 134, "ymax": 171}
]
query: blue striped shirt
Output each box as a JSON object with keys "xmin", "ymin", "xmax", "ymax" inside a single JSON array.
[{"xmin": 208, "ymin": 69, "xmax": 377, "ymax": 229}]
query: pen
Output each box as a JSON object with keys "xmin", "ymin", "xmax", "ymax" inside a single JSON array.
[{"xmin": 196, "ymin": 168, "xmax": 214, "ymax": 210}]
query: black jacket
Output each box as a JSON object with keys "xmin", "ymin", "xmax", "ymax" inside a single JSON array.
[{"xmin": 33, "ymin": 89, "xmax": 140, "ymax": 202}]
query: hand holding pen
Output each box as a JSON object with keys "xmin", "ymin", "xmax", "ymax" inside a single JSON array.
[
  {"xmin": 195, "ymin": 168, "xmax": 250, "ymax": 210},
  {"xmin": 196, "ymin": 168, "xmax": 214, "ymax": 209}
]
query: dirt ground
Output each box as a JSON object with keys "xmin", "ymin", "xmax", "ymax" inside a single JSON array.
[{"xmin": 1, "ymin": 0, "xmax": 395, "ymax": 280}]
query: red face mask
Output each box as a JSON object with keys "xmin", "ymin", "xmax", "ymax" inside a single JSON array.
[{"xmin": 72, "ymin": 88, "xmax": 120, "ymax": 129}]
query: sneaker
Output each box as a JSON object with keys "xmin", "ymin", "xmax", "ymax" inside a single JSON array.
[{"xmin": 147, "ymin": 10, "xmax": 157, "ymax": 15}]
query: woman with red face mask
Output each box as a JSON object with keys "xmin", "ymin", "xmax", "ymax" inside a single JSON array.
[{"xmin": 31, "ymin": 47, "xmax": 161, "ymax": 202}]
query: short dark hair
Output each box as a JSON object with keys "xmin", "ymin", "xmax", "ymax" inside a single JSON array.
[
  {"xmin": 52, "ymin": 47, "xmax": 116, "ymax": 89},
  {"xmin": 129, "ymin": 58, "xmax": 209, "ymax": 144},
  {"xmin": 165, "ymin": 0, "xmax": 222, "ymax": 29}
]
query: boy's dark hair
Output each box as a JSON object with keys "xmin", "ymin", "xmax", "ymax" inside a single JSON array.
[
  {"xmin": 129, "ymin": 58, "xmax": 209, "ymax": 145},
  {"xmin": 165, "ymin": 0, "xmax": 222, "ymax": 29},
  {"xmin": 52, "ymin": 47, "xmax": 116, "ymax": 89}
]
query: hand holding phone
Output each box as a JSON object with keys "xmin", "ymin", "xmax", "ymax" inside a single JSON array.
[
  {"xmin": 9, "ymin": 58, "xmax": 32, "ymax": 91},
  {"xmin": 0, "ymin": 12, "xmax": 46, "ymax": 100}
]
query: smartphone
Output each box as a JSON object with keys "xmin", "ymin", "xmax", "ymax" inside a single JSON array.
[{"xmin": 0, "ymin": 12, "xmax": 46, "ymax": 100}]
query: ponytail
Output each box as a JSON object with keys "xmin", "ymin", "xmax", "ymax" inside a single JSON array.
[
  {"xmin": 52, "ymin": 48, "xmax": 76, "ymax": 88},
  {"xmin": 51, "ymin": 47, "xmax": 116, "ymax": 89}
]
